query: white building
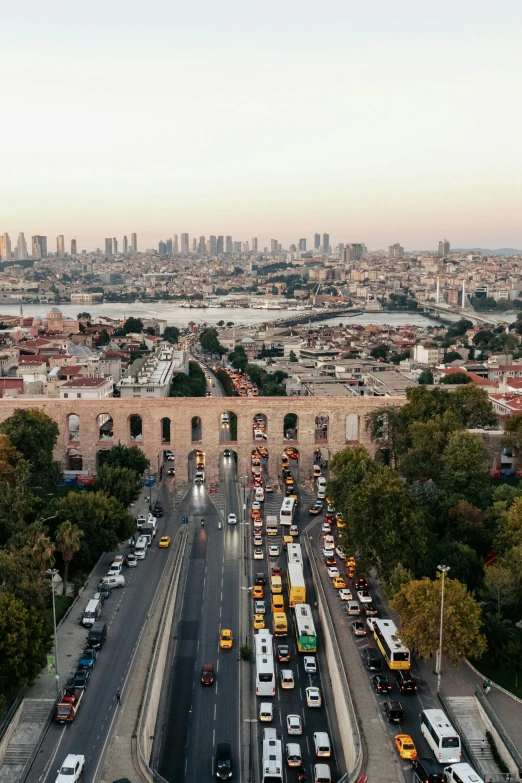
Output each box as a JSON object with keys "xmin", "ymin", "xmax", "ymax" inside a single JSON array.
[
  {"xmin": 59, "ymin": 375, "xmax": 113, "ymax": 399},
  {"xmin": 118, "ymin": 345, "xmax": 188, "ymax": 398},
  {"xmin": 413, "ymin": 343, "xmax": 443, "ymax": 365}
]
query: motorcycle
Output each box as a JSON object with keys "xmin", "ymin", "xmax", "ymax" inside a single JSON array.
[{"xmin": 201, "ymin": 518, "xmax": 205, "ymax": 527}]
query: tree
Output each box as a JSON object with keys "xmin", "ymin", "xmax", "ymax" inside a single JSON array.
[
  {"xmin": 122, "ymin": 317, "xmax": 143, "ymax": 334},
  {"xmin": 502, "ymin": 413, "xmax": 522, "ymax": 454},
  {"xmin": 399, "ymin": 414, "xmax": 460, "ymax": 483},
  {"xmin": 443, "ymin": 351, "xmax": 464, "ymax": 363},
  {"xmin": 386, "ymin": 564, "xmax": 413, "ymax": 598},
  {"xmin": 96, "ymin": 329, "xmax": 110, "ymax": 346},
  {"xmin": 77, "ymin": 312, "xmax": 92, "ymax": 319},
  {"xmin": 449, "ymin": 384, "xmax": 497, "ymax": 429},
  {"xmin": 370, "ymin": 344, "xmax": 388, "ymax": 360},
  {"xmin": 482, "ymin": 564, "xmax": 521, "ymax": 613},
  {"xmin": 94, "ymin": 465, "xmax": 141, "ymax": 508},
  {"xmin": 439, "ymin": 431, "xmax": 490, "ymax": 506},
  {"xmin": 0, "ymin": 591, "xmax": 52, "ymax": 695},
  {"xmin": 328, "ymin": 446, "xmax": 380, "ymax": 513},
  {"xmin": 447, "ymin": 500, "xmax": 493, "ymax": 556},
  {"xmin": 440, "ymin": 372, "xmax": 472, "ymax": 385},
  {"xmin": 0, "ymin": 408, "xmax": 61, "ymax": 488},
  {"xmin": 494, "ymin": 497, "xmax": 522, "ymax": 553},
  {"xmin": 481, "ymin": 613, "xmax": 520, "ymax": 663},
  {"xmin": 416, "ymin": 539, "xmax": 483, "ymax": 592},
  {"xmin": 0, "ymin": 549, "xmax": 49, "ymax": 611},
  {"xmin": 200, "ymin": 327, "xmax": 225, "ymax": 355},
  {"xmin": 169, "ymin": 361, "xmax": 207, "ymax": 397},
  {"xmin": 365, "ymin": 407, "xmax": 405, "ymax": 470},
  {"xmin": 22, "ymin": 522, "xmax": 55, "ymax": 573},
  {"xmin": 55, "ymin": 521, "xmax": 83, "ymax": 596},
  {"xmin": 162, "ymin": 326, "xmax": 180, "ymax": 344},
  {"xmin": 0, "ymin": 434, "xmax": 23, "ymax": 484},
  {"xmin": 289, "ymin": 350, "xmax": 298, "ymax": 362},
  {"xmin": 102, "ymin": 443, "xmax": 150, "ymax": 475},
  {"xmin": 391, "ymin": 575, "xmax": 486, "ymax": 665},
  {"xmin": 418, "ymin": 369, "xmax": 433, "ymax": 385}
]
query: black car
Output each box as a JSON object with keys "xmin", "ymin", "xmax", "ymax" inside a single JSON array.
[
  {"xmin": 277, "ymin": 645, "xmax": 290, "ymax": 663},
  {"xmin": 354, "ymin": 577, "xmax": 369, "ymax": 590},
  {"xmin": 255, "ymin": 573, "xmax": 266, "ymax": 586},
  {"xmin": 73, "ymin": 665, "xmax": 91, "ymax": 689},
  {"xmin": 223, "ymin": 449, "xmax": 231, "ymax": 457},
  {"xmin": 363, "ymin": 603, "xmax": 378, "ymax": 616},
  {"xmin": 363, "ymin": 648, "xmax": 382, "ymax": 671},
  {"xmin": 372, "ymin": 674, "xmax": 392, "ymax": 693},
  {"xmin": 384, "ymin": 700, "xmax": 404, "ymax": 723},
  {"xmin": 411, "ymin": 758, "xmax": 447, "ymax": 783},
  {"xmin": 215, "ymin": 742, "xmax": 233, "ymax": 780},
  {"xmin": 395, "ymin": 669, "xmax": 418, "ymax": 694},
  {"xmin": 98, "ymin": 583, "xmax": 111, "ymax": 600},
  {"xmin": 152, "ymin": 503, "xmax": 163, "ymax": 517}
]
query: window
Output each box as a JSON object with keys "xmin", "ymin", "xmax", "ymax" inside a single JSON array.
[{"xmin": 63, "ymin": 393, "xmax": 68, "ymax": 398}]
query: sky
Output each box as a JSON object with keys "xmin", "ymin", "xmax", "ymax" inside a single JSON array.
[{"xmin": 2, "ymin": 0, "xmax": 522, "ymax": 251}]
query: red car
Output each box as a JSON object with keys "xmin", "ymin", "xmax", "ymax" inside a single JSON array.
[
  {"xmin": 201, "ymin": 665, "xmax": 214, "ymax": 685},
  {"xmin": 271, "ymin": 565, "xmax": 282, "ymax": 577},
  {"xmin": 325, "ymin": 556, "xmax": 337, "ymax": 567}
]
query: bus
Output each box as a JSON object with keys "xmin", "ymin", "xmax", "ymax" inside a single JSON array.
[
  {"xmin": 262, "ymin": 728, "xmax": 283, "ymax": 783},
  {"xmin": 255, "ymin": 630, "xmax": 275, "ymax": 696},
  {"xmin": 420, "ymin": 709, "xmax": 461, "ymax": 764},
  {"xmin": 287, "ymin": 563, "xmax": 306, "ymax": 608},
  {"xmin": 272, "ymin": 611, "xmax": 288, "ymax": 637},
  {"xmin": 294, "ymin": 603, "xmax": 317, "ymax": 652},
  {"xmin": 373, "ymin": 619, "xmax": 410, "ymax": 670},
  {"xmin": 287, "ymin": 543, "xmax": 303, "ymax": 566},
  {"xmin": 279, "ymin": 497, "xmax": 296, "ymax": 526}
]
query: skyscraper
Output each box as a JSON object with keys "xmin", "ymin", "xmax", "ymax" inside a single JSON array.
[
  {"xmin": 191, "ymin": 238, "xmax": 197, "ymax": 252},
  {"xmin": 0, "ymin": 236, "xmax": 4, "ymax": 261},
  {"xmin": 270, "ymin": 239, "xmax": 278, "ymax": 252},
  {"xmin": 180, "ymin": 233, "xmax": 189, "ymax": 252},
  {"xmin": 71, "ymin": 238, "xmax": 77, "ymax": 256},
  {"xmin": 199, "ymin": 236, "xmax": 206, "ymax": 254},
  {"xmin": 226, "ymin": 236, "xmax": 233, "ymax": 253},
  {"xmin": 159, "ymin": 241, "xmax": 167, "ymax": 254},
  {"xmin": 314, "ymin": 233, "xmax": 321, "ymax": 250},
  {"xmin": 56, "ymin": 235, "xmax": 65, "ymax": 257},
  {"xmin": 209, "ymin": 235, "xmax": 217, "ymax": 254},
  {"xmin": 2, "ymin": 233, "xmax": 11, "ymax": 261},
  {"xmin": 217, "ymin": 235, "xmax": 224, "ymax": 254},
  {"xmin": 166, "ymin": 238, "xmax": 173, "ymax": 254},
  {"xmin": 251, "ymin": 237, "xmax": 258, "ymax": 252},
  {"xmin": 322, "ymin": 233, "xmax": 329, "ymax": 253},
  {"xmin": 105, "ymin": 238, "xmax": 113, "ymax": 255},
  {"xmin": 388, "ymin": 242, "xmax": 404, "ymax": 258},
  {"xmin": 113, "ymin": 238, "xmax": 118, "ymax": 254},
  {"xmin": 344, "ymin": 243, "xmax": 364, "ymax": 261},
  {"xmin": 438, "ymin": 238, "xmax": 450, "ymax": 256},
  {"xmin": 131, "ymin": 233, "xmax": 137, "ymax": 252},
  {"xmin": 122, "ymin": 236, "xmax": 128, "ymax": 254},
  {"xmin": 299, "ymin": 238, "xmax": 307, "ymax": 252},
  {"xmin": 32, "ymin": 235, "xmax": 47, "ymax": 259},
  {"xmin": 173, "ymin": 234, "xmax": 179, "ymax": 253},
  {"xmin": 17, "ymin": 233, "xmax": 28, "ymax": 260}
]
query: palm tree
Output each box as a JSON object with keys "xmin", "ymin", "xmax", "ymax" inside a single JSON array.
[
  {"xmin": 56, "ymin": 521, "xmax": 83, "ymax": 596},
  {"xmin": 23, "ymin": 521, "xmax": 55, "ymax": 573}
]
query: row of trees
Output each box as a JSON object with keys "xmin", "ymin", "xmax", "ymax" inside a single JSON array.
[
  {"xmin": 228, "ymin": 345, "xmax": 288, "ymax": 396},
  {"xmin": 169, "ymin": 361, "xmax": 207, "ymax": 397}
]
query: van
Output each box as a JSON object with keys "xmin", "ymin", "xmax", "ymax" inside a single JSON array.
[
  {"xmin": 363, "ymin": 648, "xmax": 382, "ymax": 671},
  {"xmin": 313, "ymin": 732, "xmax": 331, "ymax": 758},
  {"xmin": 272, "ymin": 594, "xmax": 284, "ymax": 613},
  {"xmin": 347, "ymin": 601, "xmax": 360, "ymax": 615},
  {"xmin": 108, "ymin": 559, "xmax": 123, "ymax": 576},
  {"xmin": 100, "ymin": 574, "xmax": 126, "ymax": 589},
  {"xmin": 195, "ymin": 470, "xmax": 205, "ymax": 484},
  {"xmin": 444, "ymin": 763, "xmax": 483, "ymax": 783},
  {"xmin": 87, "ymin": 620, "xmax": 107, "ymax": 649},
  {"xmin": 317, "ymin": 476, "xmax": 327, "ymax": 491},
  {"xmin": 259, "ymin": 703, "xmax": 273, "ymax": 722},
  {"xmin": 81, "ymin": 598, "xmax": 102, "ymax": 627},
  {"xmin": 313, "ymin": 763, "xmax": 331, "ymax": 783},
  {"xmin": 270, "ymin": 575, "xmax": 282, "ymax": 594},
  {"xmin": 140, "ymin": 526, "xmax": 154, "ymax": 546}
]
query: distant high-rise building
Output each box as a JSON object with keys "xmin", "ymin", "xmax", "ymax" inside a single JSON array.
[
  {"xmin": 226, "ymin": 236, "xmax": 233, "ymax": 253},
  {"xmin": 159, "ymin": 241, "xmax": 167, "ymax": 254},
  {"xmin": 32, "ymin": 235, "xmax": 47, "ymax": 259},
  {"xmin": 56, "ymin": 235, "xmax": 65, "ymax": 257},
  {"xmin": 388, "ymin": 242, "xmax": 404, "ymax": 258},
  {"xmin": 251, "ymin": 237, "xmax": 258, "ymax": 252},
  {"xmin": 191, "ymin": 238, "xmax": 197, "ymax": 252},
  {"xmin": 198, "ymin": 236, "xmax": 206, "ymax": 254},
  {"xmin": 344, "ymin": 243, "xmax": 364, "ymax": 261},
  {"xmin": 166, "ymin": 238, "xmax": 173, "ymax": 254},
  {"xmin": 180, "ymin": 233, "xmax": 189, "ymax": 252},
  {"xmin": 217, "ymin": 235, "xmax": 224, "ymax": 254},
  {"xmin": 2, "ymin": 233, "xmax": 11, "ymax": 261},
  {"xmin": 173, "ymin": 234, "xmax": 179, "ymax": 253},
  {"xmin": 105, "ymin": 238, "xmax": 113, "ymax": 255},
  {"xmin": 71, "ymin": 238, "xmax": 77, "ymax": 256},
  {"xmin": 113, "ymin": 238, "xmax": 118, "ymax": 254},
  {"xmin": 131, "ymin": 233, "xmax": 137, "ymax": 252},
  {"xmin": 322, "ymin": 233, "xmax": 329, "ymax": 253},
  {"xmin": 234, "ymin": 241, "xmax": 242, "ymax": 253},
  {"xmin": 299, "ymin": 238, "xmax": 307, "ymax": 252},
  {"xmin": 0, "ymin": 236, "xmax": 4, "ymax": 261},
  {"xmin": 244, "ymin": 241, "xmax": 249, "ymax": 252},
  {"xmin": 209, "ymin": 235, "xmax": 217, "ymax": 254},
  {"xmin": 438, "ymin": 238, "xmax": 450, "ymax": 256},
  {"xmin": 17, "ymin": 233, "xmax": 28, "ymax": 260},
  {"xmin": 270, "ymin": 239, "xmax": 278, "ymax": 252},
  {"xmin": 122, "ymin": 236, "xmax": 128, "ymax": 254},
  {"xmin": 314, "ymin": 233, "xmax": 321, "ymax": 250}
]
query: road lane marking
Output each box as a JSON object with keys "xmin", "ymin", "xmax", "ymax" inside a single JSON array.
[
  {"xmin": 214, "ymin": 704, "xmax": 217, "ymax": 720},
  {"xmin": 41, "ymin": 725, "xmax": 67, "ymax": 783},
  {"xmin": 213, "ymin": 729, "xmax": 216, "ymax": 747}
]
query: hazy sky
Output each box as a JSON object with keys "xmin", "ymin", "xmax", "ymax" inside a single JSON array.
[{"xmin": 2, "ymin": 0, "xmax": 522, "ymax": 250}]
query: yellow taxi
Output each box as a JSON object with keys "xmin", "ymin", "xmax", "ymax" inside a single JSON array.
[
  {"xmin": 332, "ymin": 577, "xmax": 347, "ymax": 589},
  {"xmin": 336, "ymin": 513, "xmax": 346, "ymax": 528},
  {"xmin": 282, "ymin": 456, "xmax": 289, "ymax": 468},
  {"xmin": 394, "ymin": 734, "xmax": 417, "ymax": 760},
  {"xmin": 219, "ymin": 629, "xmax": 233, "ymax": 649},
  {"xmin": 253, "ymin": 614, "xmax": 265, "ymax": 630},
  {"xmin": 253, "ymin": 585, "xmax": 264, "ymax": 599},
  {"xmin": 158, "ymin": 536, "xmax": 171, "ymax": 548},
  {"xmin": 285, "ymin": 475, "xmax": 294, "ymax": 485},
  {"xmin": 346, "ymin": 556, "xmax": 357, "ymax": 568}
]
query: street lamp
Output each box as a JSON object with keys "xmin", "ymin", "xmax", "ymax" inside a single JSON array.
[
  {"xmin": 50, "ymin": 568, "xmax": 60, "ymax": 697},
  {"xmin": 436, "ymin": 565, "xmax": 450, "ymax": 693}
]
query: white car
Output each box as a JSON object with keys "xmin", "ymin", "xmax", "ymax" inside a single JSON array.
[
  {"xmin": 357, "ymin": 590, "xmax": 372, "ymax": 604},
  {"xmin": 290, "ymin": 525, "xmax": 299, "ymax": 536},
  {"xmin": 268, "ymin": 545, "xmax": 280, "ymax": 557},
  {"xmin": 253, "ymin": 517, "xmax": 263, "ymax": 529},
  {"xmin": 323, "ymin": 547, "xmax": 334, "ymax": 558},
  {"xmin": 335, "ymin": 547, "xmax": 346, "ymax": 559},
  {"xmin": 306, "ymin": 686, "xmax": 322, "ymax": 708},
  {"xmin": 367, "ymin": 617, "xmax": 377, "ymax": 632},
  {"xmin": 126, "ymin": 553, "xmax": 137, "ymax": 567},
  {"xmin": 228, "ymin": 513, "xmax": 237, "ymax": 525},
  {"xmin": 304, "ymin": 656, "xmax": 317, "ymax": 674},
  {"xmin": 55, "ymin": 755, "xmax": 85, "ymax": 783},
  {"xmin": 324, "ymin": 535, "xmax": 335, "ymax": 547},
  {"xmin": 253, "ymin": 535, "xmax": 263, "ymax": 546},
  {"xmin": 280, "ymin": 669, "xmax": 295, "ymax": 689},
  {"xmin": 327, "ymin": 567, "xmax": 340, "ymax": 578},
  {"xmin": 255, "ymin": 600, "xmax": 266, "ymax": 614},
  {"xmin": 321, "ymin": 523, "xmax": 331, "ymax": 533},
  {"xmin": 338, "ymin": 588, "xmax": 352, "ymax": 601},
  {"xmin": 286, "ymin": 714, "xmax": 303, "ymax": 735},
  {"xmin": 252, "ymin": 501, "xmax": 261, "ymax": 511},
  {"xmin": 254, "ymin": 548, "xmax": 264, "ymax": 560}
]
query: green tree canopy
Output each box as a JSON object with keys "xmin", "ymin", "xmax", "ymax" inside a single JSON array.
[
  {"xmin": 0, "ymin": 591, "xmax": 52, "ymax": 695},
  {"xmin": 200, "ymin": 327, "xmax": 225, "ymax": 355},
  {"xmin": 122, "ymin": 317, "xmax": 143, "ymax": 334},
  {"xmin": 94, "ymin": 466, "xmax": 141, "ymax": 508},
  {"xmin": 0, "ymin": 408, "xmax": 61, "ymax": 488},
  {"xmin": 162, "ymin": 326, "xmax": 180, "ymax": 344},
  {"xmin": 289, "ymin": 350, "xmax": 298, "ymax": 362},
  {"xmin": 440, "ymin": 372, "xmax": 472, "ymax": 385},
  {"xmin": 416, "ymin": 539, "xmax": 484, "ymax": 592},
  {"xmin": 418, "ymin": 369, "xmax": 434, "ymax": 385},
  {"xmin": 102, "ymin": 443, "xmax": 150, "ymax": 475},
  {"xmin": 439, "ymin": 430, "xmax": 490, "ymax": 506},
  {"xmin": 169, "ymin": 361, "xmax": 207, "ymax": 397}
]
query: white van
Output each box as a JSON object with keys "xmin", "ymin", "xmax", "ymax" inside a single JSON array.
[
  {"xmin": 317, "ymin": 476, "xmax": 327, "ymax": 491},
  {"xmin": 313, "ymin": 732, "xmax": 331, "ymax": 758},
  {"xmin": 195, "ymin": 470, "xmax": 205, "ymax": 484},
  {"xmin": 81, "ymin": 598, "xmax": 102, "ymax": 627},
  {"xmin": 108, "ymin": 557, "xmax": 123, "ymax": 576},
  {"xmin": 254, "ymin": 429, "xmax": 264, "ymax": 441},
  {"xmin": 100, "ymin": 574, "xmax": 126, "ymax": 589},
  {"xmin": 135, "ymin": 536, "xmax": 148, "ymax": 559},
  {"xmin": 313, "ymin": 764, "xmax": 331, "ymax": 783},
  {"xmin": 444, "ymin": 763, "xmax": 484, "ymax": 783},
  {"xmin": 221, "ymin": 413, "xmax": 229, "ymax": 424},
  {"xmin": 259, "ymin": 703, "xmax": 273, "ymax": 722}
]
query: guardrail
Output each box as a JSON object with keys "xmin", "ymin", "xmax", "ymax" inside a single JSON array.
[
  {"xmin": 437, "ymin": 692, "xmax": 486, "ymax": 780},
  {"xmin": 475, "ymin": 687, "xmax": 522, "ymax": 777}
]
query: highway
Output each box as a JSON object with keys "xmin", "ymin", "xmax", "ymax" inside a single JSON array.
[{"xmin": 157, "ymin": 452, "xmax": 242, "ymax": 782}]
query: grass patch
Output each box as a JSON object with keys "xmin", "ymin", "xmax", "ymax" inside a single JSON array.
[
  {"xmin": 45, "ymin": 594, "xmax": 74, "ymax": 628},
  {"xmin": 472, "ymin": 655, "xmax": 522, "ymax": 699}
]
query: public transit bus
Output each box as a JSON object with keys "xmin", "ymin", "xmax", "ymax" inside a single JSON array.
[
  {"xmin": 294, "ymin": 603, "xmax": 317, "ymax": 652},
  {"xmin": 286, "ymin": 543, "xmax": 303, "ymax": 566},
  {"xmin": 420, "ymin": 709, "xmax": 461, "ymax": 764},
  {"xmin": 272, "ymin": 611, "xmax": 288, "ymax": 637},
  {"xmin": 287, "ymin": 562, "xmax": 306, "ymax": 608},
  {"xmin": 373, "ymin": 619, "xmax": 411, "ymax": 670},
  {"xmin": 255, "ymin": 630, "xmax": 275, "ymax": 696},
  {"xmin": 262, "ymin": 728, "xmax": 283, "ymax": 783},
  {"xmin": 279, "ymin": 496, "xmax": 296, "ymax": 526}
]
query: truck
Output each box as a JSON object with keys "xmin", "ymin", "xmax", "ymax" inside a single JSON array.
[
  {"xmin": 140, "ymin": 525, "xmax": 154, "ymax": 545},
  {"xmin": 266, "ymin": 516, "xmax": 278, "ymax": 536},
  {"xmin": 54, "ymin": 685, "xmax": 84, "ymax": 723}
]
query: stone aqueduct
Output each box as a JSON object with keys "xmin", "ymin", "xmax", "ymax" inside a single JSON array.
[{"xmin": 0, "ymin": 397, "xmax": 404, "ymax": 483}]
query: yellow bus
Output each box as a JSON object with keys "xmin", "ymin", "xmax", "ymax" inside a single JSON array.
[
  {"xmin": 273, "ymin": 611, "xmax": 288, "ymax": 637},
  {"xmin": 287, "ymin": 563, "xmax": 306, "ymax": 608},
  {"xmin": 373, "ymin": 619, "xmax": 410, "ymax": 670}
]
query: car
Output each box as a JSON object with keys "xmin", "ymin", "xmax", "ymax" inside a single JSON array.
[
  {"xmin": 136, "ymin": 514, "xmax": 146, "ymax": 527},
  {"xmin": 339, "ymin": 588, "xmax": 352, "ymax": 601},
  {"xmin": 55, "ymin": 754, "xmax": 85, "ymax": 783},
  {"xmin": 201, "ymin": 664, "xmax": 214, "ymax": 685},
  {"xmin": 159, "ymin": 536, "xmax": 170, "ymax": 548},
  {"xmin": 357, "ymin": 589, "xmax": 372, "ymax": 604},
  {"xmin": 271, "ymin": 565, "xmax": 282, "ymax": 577},
  {"xmin": 152, "ymin": 503, "xmax": 163, "ymax": 517},
  {"xmin": 325, "ymin": 554, "xmax": 337, "ymax": 566},
  {"xmin": 79, "ymin": 648, "xmax": 97, "ymax": 669},
  {"xmin": 335, "ymin": 547, "xmax": 346, "ymax": 559},
  {"xmin": 286, "ymin": 742, "xmax": 302, "ymax": 768},
  {"xmin": 255, "ymin": 600, "xmax": 266, "ymax": 614},
  {"xmin": 351, "ymin": 621, "xmax": 366, "ymax": 636},
  {"xmin": 304, "ymin": 656, "xmax": 317, "ymax": 674},
  {"xmin": 254, "ymin": 573, "xmax": 266, "ymax": 586},
  {"xmin": 305, "ymin": 686, "xmax": 322, "ymax": 707},
  {"xmin": 384, "ymin": 700, "xmax": 404, "ymax": 723},
  {"xmin": 167, "ymin": 466, "xmax": 175, "ymax": 476},
  {"xmin": 347, "ymin": 601, "xmax": 360, "ymax": 615},
  {"xmin": 286, "ymin": 714, "xmax": 303, "ymax": 735},
  {"xmin": 223, "ymin": 449, "xmax": 231, "ymax": 457},
  {"xmin": 259, "ymin": 702, "xmax": 273, "ymax": 722},
  {"xmin": 327, "ymin": 567, "xmax": 340, "ymax": 578},
  {"xmin": 220, "ymin": 629, "xmax": 233, "ymax": 649},
  {"xmin": 363, "ymin": 603, "xmax": 378, "ymax": 616},
  {"xmin": 253, "ymin": 534, "xmax": 263, "ymax": 546},
  {"xmin": 251, "ymin": 508, "xmax": 261, "ymax": 519},
  {"xmin": 126, "ymin": 553, "xmax": 137, "ymax": 567},
  {"xmin": 309, "ymin": 502, "xmax": 323, "ymax": 515},
  {"xmin": 205, "ymin": 390, "xmax": 212, "ymax": 397},
  {"xmin": 254, "ymin": 548, "xmax": 264, "ymax": 560},
  {"xmin": 366, "ymin": 618, "xmax": 377, "ymax": 632},
  {"xmin": 395, "ymin": 670, "xmax": 418, "ymax": 694},
  {"xmin": 394, "ymin": 734, "xmax": 417, "ymax": 760},
  {"xmin": 346, "ymin": 556, "xmax": 357, "ymax": 568},
  {"xmin": 73, "ymin": 665, "xmax": 91, "ymax": 688},
  {"xmin": 363, "ymin": 647, "xmax": 382, "ymax": 672},
  {"xmin": 325, "ymin": 512, "xmax": 334, "ymax": 523},
  {"xmin": 165, "ymin": 450, "xmax": 175, "ymax": 461},
  {"xmin": 268, "ymin": 545, "xmax": 280, "ymax": 557},
  {"xmin": 265, "ymin": 484, "xmax": 273, "ymax": 493},
  {"xmin": 324, "ymin": 535, "xmax": 335, "ymax": 547},
  {"xmin": 252, "ymin": 500, "xmax": 261, "ymax": 511},
  {"xmin": 277, "ymin": 645, "xmax": 290, "ymax": 662},
  {"xmin": 228, "ymin": 513, "xmax": 237, "ymax": 525},
  {"xmin": 215, "ymin": 742, "xmax": 233, "ymax": 780},
  {"xmin": 253, "ymin": 517, "xmax": 263, "ymax": 529},
  {"xmin": 98, "ymin": 583, "xmax": 110, "ymax": 600},
  {"xmin": 285, "ymin": 448, "xmax": 298, "ymax": 458},
  {"xmin": 372, "ymin": 674, "xmax": 392, "ymax": 693},
  {"xmin": 354, "ymin": 577, "xmax": 369, "ymax": 590},
  {"xmin": 323, "ymin": 547, "xmax": 334, "ymax": 558},
  {"xmin": 314, "ymin": 465, "xmax": 322, "ymax": 477},
  {"xmin": 332, "ymin": 577, "xmax": 347, "ymax": 589},
  {"xmin": 253, "ymin": 613, "xmax": 265, "ymax": 629},
  {"xmin": 321, "ymin": 522, "xmax": 331, "ymax": 533},
  {"xmin": 280, "ymin": 669, "xmax": 295, "ymax": 689}
]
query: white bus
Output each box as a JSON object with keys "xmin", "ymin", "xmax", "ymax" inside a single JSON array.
[
  {"xmin": 255, "ymin": 630, "xmax": 275, "ymax": 696},
  {"xmin": 420, "ymin": 709, "xmax": 461, "ymax": 764},
  {"xmin": 279, "ymin": 496, "xmax": 296, "ymax": 526},
  {"xmin": 287, "ymin": 543, "xmax": 303, "ymax": 566},
  {"xmin": 373, "ymin": 618, "xmax": 411, "ymax": 670},
  {"xmin": 262, "ymin": 728, "xmax": 283, "ymax": 783}
]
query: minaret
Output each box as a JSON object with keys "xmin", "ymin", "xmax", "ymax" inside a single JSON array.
[
  {"xmin": 436, "ymin": 276, "xmax": 440, "ymax": 304},
  {"xmin": 461, "ymin": 279, "xmax": 466, "ymax": 310},
  {"xmin": 19, "ymin": 305, "xmax": 24, "ymax": 326}
]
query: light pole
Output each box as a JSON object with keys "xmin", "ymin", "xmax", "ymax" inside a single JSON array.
[
  {"xmin": 436, "ymin": 565, "xmax": 450, "ymax": 693},
  {"xmin": 50, "ymin": 568, "xmax": 60, "ymax": 697},
  {"xmin": 243, "ymin": 475, "xmax": 247, "ymax": 521}
]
